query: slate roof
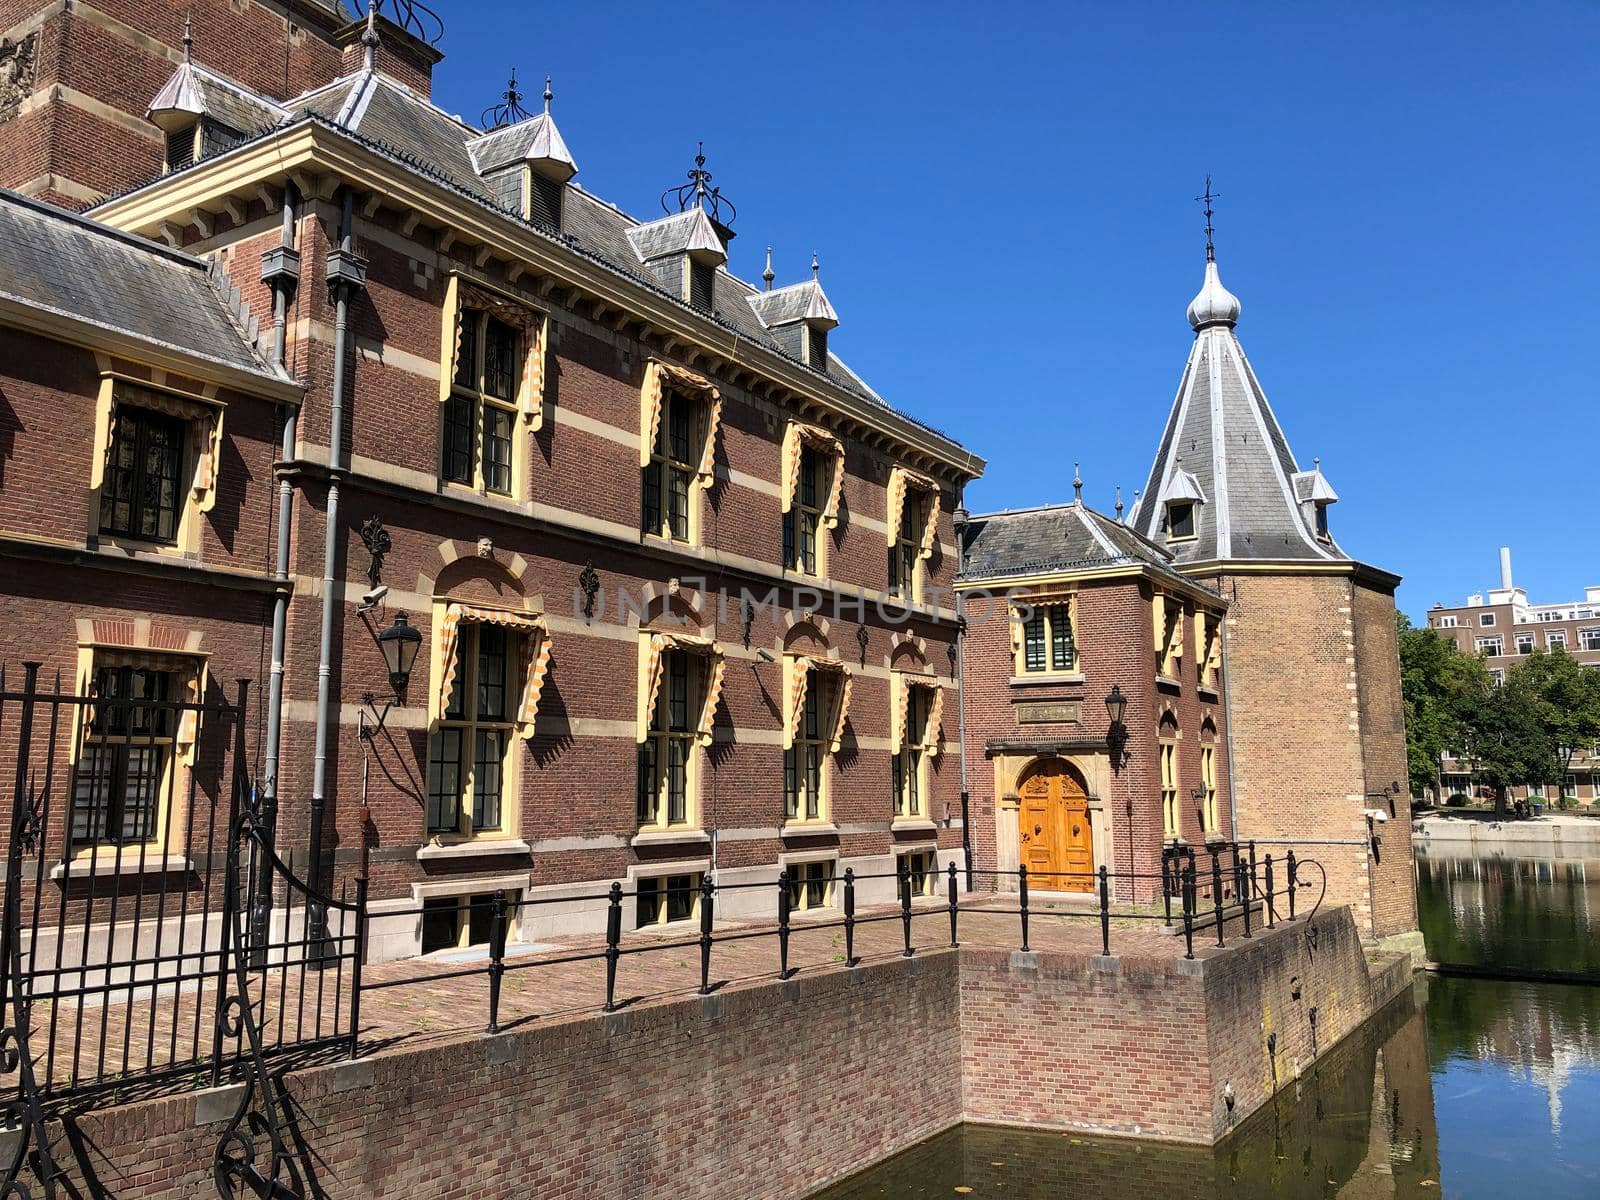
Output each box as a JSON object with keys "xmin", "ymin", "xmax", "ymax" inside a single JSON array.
[
  {"xmin": 1126, "ymin": 259, "xmax": 1344, "ymax": 564},
  {"xmin": 468, "ymin": 112, "xmax": 576, "ymax": 176},
  {"xmin": 748, "ymin": 279, "xmax": 838, "ymax": 329},
  {"xmin": 100, "ymin": 63, "xmax": 953, "ymax": 441},
  {"xmin": 958, "ymin": 501, "xmax": 1198, "ymax": 591},
  {"xmin": 148, "ymin": 63, "xmax": 289, "ymax": 134},
  {"xmin": 0, "ymin": 189, "xmax": 284, "ymax": 382}
]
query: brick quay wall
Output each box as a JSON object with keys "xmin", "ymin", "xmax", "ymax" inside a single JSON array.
[{"xmin": 10, "ymin": 906, "xmax": 1409, "ymax": 1198}]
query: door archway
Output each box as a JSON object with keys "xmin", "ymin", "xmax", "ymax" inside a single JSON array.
[{"xmin": 1017, "ymin": 759, "xmax": 1093, "ymax": 892}]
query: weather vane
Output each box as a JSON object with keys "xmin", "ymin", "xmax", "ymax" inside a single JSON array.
[{"xmin": 1195, "ymin": 175, "xmax": 1219, "ymax": 263}]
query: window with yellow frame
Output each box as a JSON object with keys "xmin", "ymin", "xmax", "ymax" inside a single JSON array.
[
  {"xmin": 898, "ymin": 849, "xmax": 939, "ymax": 897},
  {"xmin": 643, "ymin": 387, "xmax": 707, "ymax": 543},
  {"xmin": 1014, "ymin": 597, "xmax": 1078, "ymax": 675},
  {"xmin": 636, "ymin": 872, "xmax": 702, "ymax": 927},
  {"xmin": 1160, "ymin": 740, "xmax": 1179, "ymax": 842},
  {"xmin": 785, "ymin": 860, "xmax": 835, "ymax": 911},
  {"xmin": 638, "ymin": 647, "xmax": 701, "ymax": 830},
  {"xmin": 426, "ymin": 622, "xmax": 518, "ymax": 839},
  {"xmin": 1200, "ymin": 741, "xmax": 1219, "ymax": 838},
  {"xmin": 68, "ymin": 649, "xmax": 204, "ymax": 860},
  {"xmin": 442, "ymin": 308, "xmax": 521, "ymax": 497}
]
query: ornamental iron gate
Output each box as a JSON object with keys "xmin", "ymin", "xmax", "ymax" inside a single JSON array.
[{"xmin": 0, "ymin": 663, "xmax": 363, "ymax": 1198}]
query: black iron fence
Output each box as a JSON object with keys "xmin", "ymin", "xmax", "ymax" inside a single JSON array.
[
  {"xmin": 0, "ymin": 662, "xmax": 365, "ymax": 1196},
  {"xmin": 357, "ymin": 850, "xmax": 1326, "ymax": 1042}
]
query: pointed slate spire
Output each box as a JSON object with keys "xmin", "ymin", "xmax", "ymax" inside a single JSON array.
[{"xmin": 1128, "ymin": 238, "xmax": 1345, "ymax": 565}]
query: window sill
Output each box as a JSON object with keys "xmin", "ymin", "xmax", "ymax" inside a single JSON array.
[
  {"xmin": 1156, "ymin": 675, "xmax": 1182, "ymax": 690},
  {"xmin": 780, "ymin": 822, "xmax": 838, "ymax": 838},
  {"xmin": 1008, "ymin": 673, "xmax": 1084, "ymax": 688},
  {"xmin": 890, "ymin": 818, "xmax": 937, "ymax": 833},
  {"xmin": 1198, "ymin": 686, "xmax": 1220, "ymax": 701},
  {"xmin": 416, "ymin": 839, "xmax": 532, "ymax": 862},
  {"xmin": 630, "ymin": 828, "xmax": 711, "ymax": 848},
  {"xmin": 52, "ymin": 854, "xmax": 192, "ymax": 880}
]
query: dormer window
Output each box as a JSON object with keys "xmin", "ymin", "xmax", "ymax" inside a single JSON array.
[
  {"xmin": 688, "ymin": 259, "xmax": 715, "ymax": 313},
  {"xmin": 1315, "ymin": 503, "xmax": 1330, "ymax": 540},
  {"xmin": 805, "ymin": 325, "xmax": 828, "ymax": 372},
  {"xmin": 164, "ymin": 125, "xmax": 198, "ymax": 173},
  {"xmin": 1167, "ymin": 501, "xmax": 1196, "ymax": 541},
  {"xmin": 528, "ymin": 172, "xmax": 563, "ymax": 231}
]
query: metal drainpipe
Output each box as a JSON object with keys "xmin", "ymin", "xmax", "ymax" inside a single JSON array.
[
  {"xmin": 309, "ymin": 187, "xmax": 356, "ymax": 899},
  {"xmin": 260, "ymin": 183, "xmax": 300, "ymax": 830},
  {"xmin": 253, "ymin": 183, "xmax": 300, "ymax": 958}
]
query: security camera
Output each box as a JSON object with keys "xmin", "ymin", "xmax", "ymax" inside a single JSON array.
[
  {"xmin": 356, "ymin": 584, "xmax": 389, "ymax": 613},
  {"xmin": 1362, "ymin": 808, "xmax": 1389, "ymax": 824}
]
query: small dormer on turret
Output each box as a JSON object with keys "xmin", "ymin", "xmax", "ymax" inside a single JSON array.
[
  {"xmin": 147, "ymin": 17, "xmax": 287, "ymax": 173},
  {"xmin": 629, "ymin": 145, "xmax": 737, "ymax": 314},
  {"xmin": 469, "ymin": 74, "xmax": 578, "ymax": 231},
  {"xmin": 1293, "ymin": 458, "xmax": 1339, "ymax": 542},
  {"xmin": 747, "ymin": 251, "xmax": 839, "ymax": 372},
  {"xmin": 1156, "ymin": 456, "xmax": 1206, "ymax": 542}
]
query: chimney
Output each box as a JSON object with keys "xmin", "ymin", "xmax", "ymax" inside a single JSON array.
[{"xmin": 1500, "ymin": 547, "xmax": 1513, "ymax": 592}]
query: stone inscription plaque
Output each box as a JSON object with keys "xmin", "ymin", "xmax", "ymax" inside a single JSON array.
[{"xmin": 1015, "ymin": 701, "xmax": 1081, "ymax": 725}]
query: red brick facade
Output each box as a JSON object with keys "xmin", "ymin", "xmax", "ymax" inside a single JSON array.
[
  {"xmin": 959, "ymin": 564, "xmax": 1233, "ymax": 903},
  {"xmin": 0, "ymin": 0, "xmax": 435, "ymax": 208}
]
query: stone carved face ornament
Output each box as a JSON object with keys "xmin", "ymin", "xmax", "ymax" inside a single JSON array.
[{"xmin": 0, "ymin": 33, "xmax": 40, "ymax": 123}]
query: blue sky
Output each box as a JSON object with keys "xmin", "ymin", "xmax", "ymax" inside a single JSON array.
[{"xmin": 428, "ymin": 2, "xmax": 1598, "ymax": 620}]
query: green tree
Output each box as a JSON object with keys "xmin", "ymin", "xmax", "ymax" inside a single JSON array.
[
  {"xmin": 1506, "ymin": 648, "xmax": 1600, "ymax": 802},
  {"xmin": 1398, "ymin": 614, "xmax": 1491, "ymax": 799},
  {"xmin": 1456, "ymin": 675, "xmax": 1548, "ymax": 816}
]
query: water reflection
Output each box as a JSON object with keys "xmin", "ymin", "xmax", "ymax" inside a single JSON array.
[
  {"xmin": 1416, "ymin": 846, "xmax": 1600, "ymax": 975},
  {"xmin": 818, "ymin": 989, "xmax": 1442, "ymax": 1199},
  {"xmin": 817, "ymin": 847, "xmax": 1600, "ymax": 1200}
]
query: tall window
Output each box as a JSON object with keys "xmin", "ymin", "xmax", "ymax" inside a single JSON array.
[
  {"xmin": 638, "ymin": 649, "xmax": 697, "ymax": 829},
  {"xmin": 888, "ymin": 490, "xmax": 928, "ymax": 602},
  {"xmin": 1018, "ymin": 602, "xmax": 1076, "ymax": 674},
  {"xmin": 785, "ymin": 672, "xmax": 830, "ymax": 823},
  {"xmin": 72, "ymin": 665, "xmax": 176, "ymax": 848},
  {"xmin": 1314, "ymin": 504, "xmax": 1330, "ymax": 539},
  {"xmin": 1160, "ymin": 740, "xmax": 1179, "ymax": 841},
  {"xmin": 784, "ymin": 444, "xmax": 825, "ymax": 576},
  {"xmin": 1199, "ymin": 744, "xmax": 1218, "ymax": 837},
  {"xmin": 643, "ymin": 389, "xmax": 702, "ymax": 542},
  {"xmin": 427, "ymin": 624, "xmax": 514, "ymax": 838},
  {"xmin": 442, "ymin": 309, "xmax": 518, "ymax": 496},
  {"xmin": 893, "ymin": 685, "xmax": 927, "ymax": 819},
  {"xmin": 100, "ymin": 406, "xmax": 185, "ymax": 543}
]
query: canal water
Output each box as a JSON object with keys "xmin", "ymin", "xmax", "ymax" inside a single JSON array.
[{"xmin": 815, "ymin": 841, "xmax": 1600, "ymax": 1199}]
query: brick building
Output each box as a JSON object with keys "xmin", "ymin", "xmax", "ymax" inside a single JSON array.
[
  {"xmin": 1123, "ymin": 248, "xmax": 1419, "ymax": 952},
  {"xmin": 0, "ymin": 1, "xmax": 984, "ymax": 960},
  {"xmin": 956, "ymin": 496, "xmax": 1234, "ymax": 901},
  {"xmin": 1428, "ymin": 548, "xmax": 1600, "ymax": 804}
]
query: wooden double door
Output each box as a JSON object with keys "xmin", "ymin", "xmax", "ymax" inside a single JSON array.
[{"xmin": 1018, "ymin": 759, "xmax": 1093, "ymax": 892}]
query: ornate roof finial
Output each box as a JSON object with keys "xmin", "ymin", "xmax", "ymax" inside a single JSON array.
[
  {"xmin": 362, "ymin": 1, "xmax": 380, "ymax": 71},
  {"xmin": 662, "ymin": 142, "xmax": 737, "ymax": 231},
  {"xmin": 1195, "ymin": 175, "xmax": 1219, "ymax": 264},
  {"xmin": 182, "ymin": 12, "xmax": 193, "ymax": 63},
  {"xmin": 1313, "ymin": 456, "xmax": 1321, "ymax": 470},
  {"xmin": 481, "ymin": 68, "xmax": 534, "ymax": 130},
  {"xmin": 1115, "ymin": 485, "xmax": 1124, "ymax": 522},
  {"xmin": 1073, "ymin": 462, "xmax": 1083, "ymax": 505},
  {"xmin": 811, "ymin": 251, "xmax": 820, "ymax": 282},
  {"xmin": 762, "ymin": 246, "xmax": 775, "ymax": 292},
  {"xmin": 544, "ymin": 75, "xmax": 553, "ymax": 115}
]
